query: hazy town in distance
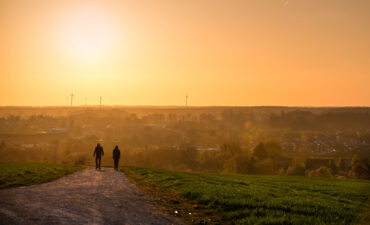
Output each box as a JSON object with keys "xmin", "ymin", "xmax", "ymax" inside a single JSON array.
[{"xmin": 0, "ymin": 106, "xmax": 368, "ymax": 178}]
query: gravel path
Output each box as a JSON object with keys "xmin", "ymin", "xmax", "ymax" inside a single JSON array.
[{"xmin": 0, "ymin": 167, "xmax": 184, "ymax": 225}]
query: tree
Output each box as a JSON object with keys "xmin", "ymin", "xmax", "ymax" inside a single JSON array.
[
  {"xmin": 253, "ymin": 143, "xmax": 267, "ymax": 160},
  {"xmin": 264, "ymin": 141, "xmax": 284, "ymax": 160},
  {"xmin": 330, "ymin": 161, "xmax": 338, "ymax": 175}
]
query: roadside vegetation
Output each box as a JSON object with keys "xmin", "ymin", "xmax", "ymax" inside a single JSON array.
[
  {"xmin": 0, "ymin": 162, "xmax": 85, "ymax": 189},
  {"xmin": 123, "ymin": 166, "xmax": 370, "ymax": 225}
]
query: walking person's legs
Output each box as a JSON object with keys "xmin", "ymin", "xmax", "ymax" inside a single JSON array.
[
  {"xmin": 114, "ymin": 158, "xmax": 119, "ymax": 170},
  {"xmin": 98, "ymin": 157, "xmax": 101, "ymax": 169},
  {"xmin": 95, "ymin": 157, "xmax": 98, "ymax": 169}
]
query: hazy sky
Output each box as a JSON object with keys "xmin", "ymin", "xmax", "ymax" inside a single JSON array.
[{"xmin": 0, "ymin": 0, "xmax": 369, "ymax": 106}]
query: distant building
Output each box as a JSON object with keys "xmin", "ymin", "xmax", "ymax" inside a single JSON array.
[
  {"xmin": 47, "ymin": 128, "xmax": 69, "ymax": 133},
  {"xmin": 196, "ymin": 146, "xmax": 220, "ymax": 151},
  {"xmin": 21, "ymin": 144, "xmax": 34, "ymax": 149}
]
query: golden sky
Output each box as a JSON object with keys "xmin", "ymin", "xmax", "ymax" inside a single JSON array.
[{"xmin": 0, "ymin": 0, "xmax": 369, "ymax": 106}]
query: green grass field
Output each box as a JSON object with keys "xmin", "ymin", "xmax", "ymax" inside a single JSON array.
[
  {"xmin": 0, "ymin": 162, "xmax": 85, "ymax": 189},
  {"xmin": 123, "ymin": 166, "xmax": 370, "ymax": 225}
]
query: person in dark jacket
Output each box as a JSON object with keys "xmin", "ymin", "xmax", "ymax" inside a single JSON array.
[
  {"xmin": 93, "ymin": 143, "xmax": 104, "ymax": 170},
  {"xmin": 113, "ymin": 145, "xmax": 120, "ymax": 170}
]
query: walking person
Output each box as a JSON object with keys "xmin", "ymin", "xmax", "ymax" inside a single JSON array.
[
  {"xmin": 94, "ymin": 143, "xmax": 104, "ymax": 170},
  {"xmin": 113, "ymin": 145, "xmax": 120, "ymax": 170}
]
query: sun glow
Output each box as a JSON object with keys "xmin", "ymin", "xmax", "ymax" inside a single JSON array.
[
  {"xmin": 59, "ymin": 7, "xmax": 119, "ymax": 62},
  {"xmin": 0, "ymin": 0, "xmax": 369, "ymax": 106}
]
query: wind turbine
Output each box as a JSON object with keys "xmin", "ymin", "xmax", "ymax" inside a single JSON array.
[
  {"xmin": 70, "ymin": 94, "xmax": 74, "ymax": 107},
  {"xmin": 185, "ymin": 94, "xmax": 188, "ymax": 107}
]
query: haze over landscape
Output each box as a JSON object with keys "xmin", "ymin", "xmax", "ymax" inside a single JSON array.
[
  {"xmin": 0, "ymin": 1, "xmax": 369, "ymax": 225},
  {"xmin": 1, "ymin": 0, "xmax": 369, "ymax": 106}
]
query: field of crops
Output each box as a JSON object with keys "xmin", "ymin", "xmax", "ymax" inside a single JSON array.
[
  {"xmin": 0, "ymin": 162, "xmax": 85, "ymax": 189},
  {"xmin": 123, "ymin": 167, "xmax": 370, "ymax": 225}
]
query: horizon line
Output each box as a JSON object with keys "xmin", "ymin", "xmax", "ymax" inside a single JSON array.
[{"xmin": 0, "ymin": 105, "xmax": 369, "ymax": 108}]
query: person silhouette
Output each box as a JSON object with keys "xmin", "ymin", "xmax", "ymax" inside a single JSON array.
[
  {"xmin": 113, "ymin": 145, "xmax": 121, "ymax": 170},
  {"xmin": 93, "ymin": 143, "xmax": 104, "ymax": 170}
]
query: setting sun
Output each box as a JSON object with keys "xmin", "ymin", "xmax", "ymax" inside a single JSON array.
[
  {"xmin": 59, "ymin": 7, "xmax": 119, "ymax": 62},
  {"xmin": 0, "ymin": 0, "xmax": 369, "ymax": 106}
]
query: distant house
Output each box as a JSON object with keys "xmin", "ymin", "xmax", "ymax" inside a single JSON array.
[
  {"xmin": 306, "ymin": 158, "xmax": 332, "ymax": 170},
  {"xmin": 21, "ymin": 143, "xmax": 34, "ymax": 149},
  {"xmin": 196, "ymin": 146, "xmax": 220, "ymax": 151},
  {"xmin": 47, "ymin": 128, "xmax": 69, "ymax": 133}
]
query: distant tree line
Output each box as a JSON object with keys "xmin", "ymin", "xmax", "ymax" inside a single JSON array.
[{"xmin": 0, "ymin": 107, "xmax": 369, "ymax": 179}]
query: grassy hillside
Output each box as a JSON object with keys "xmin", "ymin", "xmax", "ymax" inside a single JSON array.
[
  {"xmin": 0, "ymin": 162, "xmax": 85, "ymax": 189},
  {"xmin": 123, "ymin": 166, "xmax": 370, "ymax": 225}
]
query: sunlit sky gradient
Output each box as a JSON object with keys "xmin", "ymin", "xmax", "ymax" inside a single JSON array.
[{"xmin": 0, "ymin": 0, "xmax": 369, "ymax": 106}]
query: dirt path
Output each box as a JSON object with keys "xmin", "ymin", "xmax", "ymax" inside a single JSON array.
[{"xmin": 0, "ymin": 167, "xmax": 184, "ymax": 225}]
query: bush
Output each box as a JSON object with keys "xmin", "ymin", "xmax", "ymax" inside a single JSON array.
[
  {"xmin": 278, "ymin": 168, "xmax": 285, "ymax": 176},
  {"xmin": 308, "ymin": 166, "xmax": 333, "ymax": 178},
  {"xmin": 348, "ymin": 162, "xmax": 370, "ymax": 179},
  {"xmin": 286, "ymin": 164, "xmax": 306, "ymax": 176},
  {"xmin": 254, "ymin": 158, "xmax": 276, "ymax": 175}
]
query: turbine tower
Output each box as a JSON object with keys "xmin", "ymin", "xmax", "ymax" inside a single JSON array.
[
  {"xmin": 185, "ymin": 94, "xmax": 188, "ymax": 107},
  {"xmin": 70, "ymin": 94, "xmax": 74, "ymax": 107},
  {"xmin": 100, "ymin": 96, "xmax": 102, "ymax": 106}
]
